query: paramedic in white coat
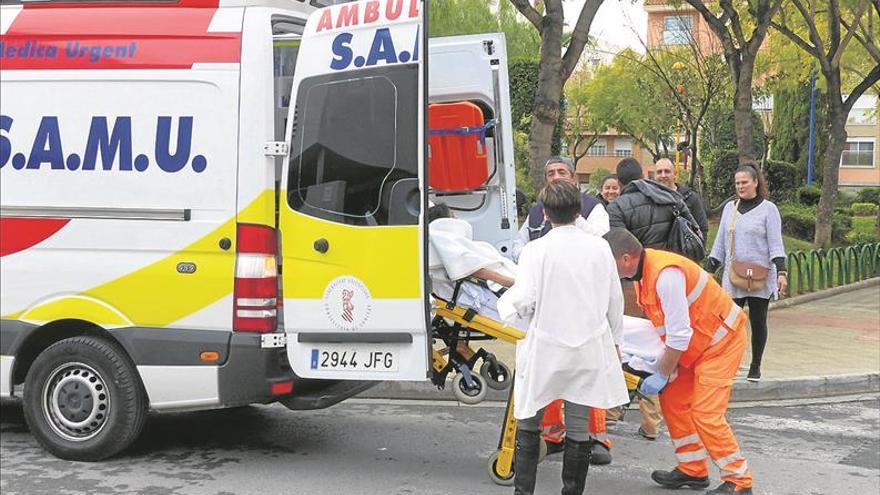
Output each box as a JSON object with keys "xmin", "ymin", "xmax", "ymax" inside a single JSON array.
[{"xmin": 498, "ymin": 180, "xmax": 629, "ymax": 495}]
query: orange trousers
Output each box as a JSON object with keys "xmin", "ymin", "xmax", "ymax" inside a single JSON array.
[
  {"xmin": 659, "ymin": 323, "xmax": 753, "ymax": 489},
  {"xmin": 540, "ymin": 400, "xmax": 611, "ymax": 448}
]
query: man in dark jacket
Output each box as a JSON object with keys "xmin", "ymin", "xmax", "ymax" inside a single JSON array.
[
  {"xmin": 654, "ymin": 158, "xmax": 709, "ymax": 241},
  {"xmin": 606, "ymin": 158, "xmax": 699, "ymax": 252}
]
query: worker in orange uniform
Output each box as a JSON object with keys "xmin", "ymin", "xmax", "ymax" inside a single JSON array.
[{"xmin": 604, "ymin": 228, "xmax": 754, "ymax": 495}]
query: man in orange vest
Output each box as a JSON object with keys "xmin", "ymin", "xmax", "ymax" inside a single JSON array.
[{"xmin": 604, "ymin": 228, "xmax": 754, "ymax": 495}]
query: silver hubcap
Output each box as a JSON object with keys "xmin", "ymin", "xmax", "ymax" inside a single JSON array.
[{"xmin": 42, "ymin": 363, "xmax": 110, "ymax": 442}]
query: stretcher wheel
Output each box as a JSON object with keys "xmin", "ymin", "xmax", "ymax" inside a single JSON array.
[
  {"xmin": 480, "ymin": 361, "xmax": 512, "ymax": 391},
  {"xmin": 452, "ymin": 373, "xmax": 487, "ymax": 405},
  {"xmin": 487, "ymin": 450, "xmax": 515, "ymax": 486}
]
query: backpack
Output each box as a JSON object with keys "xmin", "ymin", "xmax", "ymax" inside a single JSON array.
[{"xmin": 667, "ymin": 202, "xmax": 705, "ymax": 262}]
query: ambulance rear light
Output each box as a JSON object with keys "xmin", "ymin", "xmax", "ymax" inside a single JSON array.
[{"xmin": 234, "ymin": 224, "xmax": 278, "ymax": 333}]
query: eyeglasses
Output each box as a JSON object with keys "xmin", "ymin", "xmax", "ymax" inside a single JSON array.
[{"xmin": 655, "ymin": 169, "xmax": 674, "ymax": 175}]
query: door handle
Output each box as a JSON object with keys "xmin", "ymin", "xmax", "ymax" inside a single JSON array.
[{"xmin": 313, "ymin": 238, "xmax": 330, "ymax": 254}]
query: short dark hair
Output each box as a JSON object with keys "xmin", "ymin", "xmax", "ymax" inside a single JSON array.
[
  {"xmin": 600, "ymin": 174, "xmax": 619, "ymax": 187},
  {"xmin": 427, "ymin": 203, "xmax": 452, "ymax": 223},
  {"xmin": 604, "ymin": 228, "xmax": 643, "ymax": 259},
  {"xmin": 538, "ymin": 180, "xmax": 580, "ymax": 225},
  {"xmin": 616, "ymin": 158, "xmax": 643, "ymax": 186}
]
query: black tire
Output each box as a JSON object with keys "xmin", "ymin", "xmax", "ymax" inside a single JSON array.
[
  {"xmin": 480, "ymin": 360, "xmax": 512, "ymax": 390},
  {"xmin": 22, "ymin": 336, "xmax": 146, "ymax": 461}
]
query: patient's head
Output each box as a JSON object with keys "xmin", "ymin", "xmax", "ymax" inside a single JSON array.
[
  {"xmin": 538, "ymin": 180, "xmax": 580, "ymax": 226},
  {"xmin": 428, "ymin": 203, "xmax": 452, "ymax": 223}
]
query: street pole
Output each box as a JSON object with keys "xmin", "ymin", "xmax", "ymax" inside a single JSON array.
[{"xmin": 807, "ymin": 69, "xmax": 817, "ymax": 185}]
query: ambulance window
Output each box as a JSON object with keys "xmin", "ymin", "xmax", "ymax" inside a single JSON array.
[{"xmin": 288, "ymin": 65, "xmax": 418, "ymax": 226}]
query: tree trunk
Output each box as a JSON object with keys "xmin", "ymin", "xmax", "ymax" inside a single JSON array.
[
  {"xmin": 814, "ymin": 110, "xmax": 848, "ymax": 248},
  {"xmin": 731, "ymin": 59, "xmax": 755, "ymax": 163},
  {"xmin": 526, "ymin": 12, "xmax": 565, "ymax": 193}
]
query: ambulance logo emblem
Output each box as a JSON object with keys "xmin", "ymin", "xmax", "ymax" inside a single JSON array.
[{"xmin": 323, "ymin": 276, "xmax": 372, "ymax": 330}]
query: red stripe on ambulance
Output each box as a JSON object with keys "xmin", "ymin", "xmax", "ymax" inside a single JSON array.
[
  {"xmin": 0, "ymin": 0, "xmax": 241, "ymax": 70},
  {"xmin": 0, "ymin": 217, "xmax": 70, "ymax": 257}
]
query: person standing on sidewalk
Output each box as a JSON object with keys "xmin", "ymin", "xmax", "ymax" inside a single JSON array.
[
  {"xmin": 654, "ymin": 158, "xmax": 709, "ymax": 242},
  {"xmin": 498, "ymin": 181, "xmax": 629, "ymax": 495},
  {"xmin": 606, "ymin": 228, "xmax": 755, "ymax": 495},
  {"xmin": 510, "ymin": 156, "xmax": 616, "ymax": 465},
  {"xmin": 707, "ymin": 163, "xmax": 787, "ymax": 382}
]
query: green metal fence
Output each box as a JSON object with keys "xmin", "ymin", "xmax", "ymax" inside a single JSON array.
[{"xmin": 786, "ymin": 243, "xmax": 880, "ymax": 296}]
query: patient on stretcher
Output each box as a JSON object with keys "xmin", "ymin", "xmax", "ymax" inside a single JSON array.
[{"xmin": 428, "ymin": 203, "xmax": 517, "ymax": 320}]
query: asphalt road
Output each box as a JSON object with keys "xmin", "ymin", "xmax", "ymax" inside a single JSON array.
[{"xmin": 1, "ymin": 396, "xmax": 878, "ymax": 495}]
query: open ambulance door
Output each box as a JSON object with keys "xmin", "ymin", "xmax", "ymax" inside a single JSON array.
[{"xmin": 278, "ymin": 0, "xmax": 430, "ymax": 382}]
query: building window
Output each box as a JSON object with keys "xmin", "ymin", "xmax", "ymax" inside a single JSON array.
[
  {"xmin": 586, "ymin": 138, "xmax": 607, "ymax": 156},
  {"xmin": 663, "ymin": 15, "xmax": 693, "ymax": 45},
  {"xmin": 614, "ymin": 138, "xmax": 633, "ymax": 157},
  {"xmin": 840, "ymin": 140, "xmax": 875, "ymax": 168}
]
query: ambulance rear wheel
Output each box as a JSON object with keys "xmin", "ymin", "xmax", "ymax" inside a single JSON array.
[
  {"xmin": 452, "ymin": 373, "xmax": 487, "ymax": 405},
  {"xmin": 480, "ymin": 361, "xmax": 512, "ymax": 390},
  {"xmin": 22, "ymin": 336, "xmax": 146, "ymax": 461},
  {"xmin": 487, "ymin": 451, "xmax": 515, "ymax": 486}
]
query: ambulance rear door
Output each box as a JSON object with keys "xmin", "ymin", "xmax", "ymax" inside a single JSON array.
[{"xmin": 278, "ymin": 0, "xmax": 429, "ymax": 381}]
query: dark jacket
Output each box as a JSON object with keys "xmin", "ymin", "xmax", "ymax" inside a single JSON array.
[
  {"xmin": 677, "ymin": 183, "xmax": 709, "ymax": 241},
  {"xmin": 607, "ymin": 179, "xmax": 696, "ymax": 249}
]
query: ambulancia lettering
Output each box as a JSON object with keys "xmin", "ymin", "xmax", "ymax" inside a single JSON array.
[{"xmin": 0, "ymin": 115, "xmax": 207, "ymax": 173}]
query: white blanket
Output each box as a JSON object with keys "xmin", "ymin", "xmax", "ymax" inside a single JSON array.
[{"xmin": 620, "ymin": 315, "xmax": 665, "ymax": 374}]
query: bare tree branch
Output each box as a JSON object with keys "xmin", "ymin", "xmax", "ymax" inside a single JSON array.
[
  {"xmin": 509, "ymin": 0, "xmax": 543, "ymax": 30},
  {"xmin": 833, "ymin": 1, "xmax": 867, "ymax": 67},
  {"xmin": 719, "ymin": 0, "xmax": 747, "ymax": 47},
  {"xmin": 790, "ymin": 0, "xmax": 832, "ymax": 70},
  {"xmin": 844, "ymin": 62, "xmax": 880, "ymax": 114},
  {"xmin": 770, "ymin": 19, "xmax": 822, "ymax": 59},
  {"xmin": 561, "ymin": 0, "xmax": 603, "ymax": 79}
]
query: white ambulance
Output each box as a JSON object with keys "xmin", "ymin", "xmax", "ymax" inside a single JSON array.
[{"xmin": 0, "ymin": 0, "xmax": 430, "ymax": 461}]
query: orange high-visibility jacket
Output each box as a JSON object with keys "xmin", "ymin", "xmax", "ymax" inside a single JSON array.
[{"xmin": 634, "ymin": 249, "xmax": 744, "ymax": 368}]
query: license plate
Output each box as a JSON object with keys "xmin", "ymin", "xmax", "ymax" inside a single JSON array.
[{"xmin": 310, "ymin": 346, "xmax": 398, "ymax": 372}]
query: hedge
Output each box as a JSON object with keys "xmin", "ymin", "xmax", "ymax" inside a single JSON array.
[
  {"xmin": 851, "ymin": 202, "xmax": 880, "ymax": 217},
  {"xmin": 779, "ymin": 203, "xmax": 852, "ymax": 244},
  {"xmin": 795, "ymin": 185, "xmax": 822, "ymax": 206},
  {"xmin": 856, "ymin": 187, "xmax": 880, "ymax": 206}
]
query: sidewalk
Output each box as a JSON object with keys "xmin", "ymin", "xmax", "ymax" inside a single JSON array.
[{"xmin": 362, "ymin": 280, "xmax": 880, "ymax": 403}]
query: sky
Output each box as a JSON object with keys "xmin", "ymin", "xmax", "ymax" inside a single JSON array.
[{"xmin": 562, "ymin": 0, "xmax": 648, "ymax": 53}]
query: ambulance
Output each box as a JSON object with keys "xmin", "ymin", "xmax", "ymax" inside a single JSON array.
[{"xmin": 0, "ymin": 0, "xmax": 431, "ymax": 461}]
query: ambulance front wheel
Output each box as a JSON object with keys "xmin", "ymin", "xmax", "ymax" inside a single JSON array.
[
  {"xmin": 22, "ymin": 336, "xmax": 147, "ymax": 461},
  {"xmin": 487, "ymin": 450, "xmax": 515, "ymax": 486},
  {"xmin": 452, "ymin": 373, "xmax": 487, "ymax": 405},
  {"xmin": 480, "ymin": 361, "xmax": 512, "ymax": 390}
]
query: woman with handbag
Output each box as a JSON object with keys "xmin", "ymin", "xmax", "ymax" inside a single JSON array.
[{"xmin": 708, "ymin": 163, "xmax": 787, "ymax": 382}]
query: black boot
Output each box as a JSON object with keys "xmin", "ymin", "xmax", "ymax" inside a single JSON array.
[
  {"xmin": 514, "ymin": 429, "xmax": 541, "ymax": 495},
  {"xmin": 561, "ymin": 439, "xmax": 592, "ymax": 495},
  {"xmin": 651, "ymin": 467, "xmax": 711, "ymax": 489}
]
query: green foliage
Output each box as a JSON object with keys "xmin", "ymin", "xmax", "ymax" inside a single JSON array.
[
  {"xmin": 856, "ymin": 187, "xmax": 880, "ymax": 206},
  {"xmin": 851, "ymin": 203, "xmax": 880, "ymax": 217},
  {"xmin": 770, "ymin": 83, "xmax": 829, "ymax": 183},
  {"xmin": 795, "ymin": 185, "xmax": 822, "ymax": 206},
  {"xmin": 764, "ymin": 159, "xmax": 802, "ymax": 203},
  {"xmin": 698, "ymin": 102, "xmax": 767, "ymax": 159},
  {"xmin": 513, "ymin": 130, "xmax": 535, "ymax": 202},
  {"xmin": 846, "ymin": 216, "xmax": 880, "ymax": 244},
  {"xmin": 427, "ymin": 0, "xmax": 539, "ymax": 62},
  {"xmin": 835, "ymin": 190, "xmax": 857, "ymax": 209},
  {"xmin": 779, "ymin": 203, "xmax": 851, "ymax": 244},
  {"xmin": 704, "ymin": 150, "xmax": 739, "ymax": 208}
]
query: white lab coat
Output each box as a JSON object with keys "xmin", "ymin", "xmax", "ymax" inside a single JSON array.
[{"xmin": 497, "ymin": 225, "xmax": 629, "ymax": 420}]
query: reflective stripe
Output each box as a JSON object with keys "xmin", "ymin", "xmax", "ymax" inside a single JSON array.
[
  {"xmin": 721, "ymin": 460, "xmax": 750, "ymax": 478},
  {"xmin": 710, "ymin": 305, "xmax": 743, "ymax": 346},
  {"xmin": 655, "ymin": 325, "xmax": 667, "ymax": 336},
  {"xmin": 687, "ymin": 270, "xmax": 710, "ymax": 305},
  {"xmin": 671, "ymin": 433, "xmax": 701, "ymax": 448},
  {"xmin": 713, "ymin": 450, "xmax": 743, "ymax": 468},
  {"xmin": 676, "ymin": 448, "xmax": 708, "ymax": 463}
]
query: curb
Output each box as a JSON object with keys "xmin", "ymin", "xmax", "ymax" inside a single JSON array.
[
  {"xmin": 358, "ymin": 373, "xmax": 880, "ymax": 404},
  {"xmin": 770, "ymin": 277, "xmax": 879, "ymax": 311}
]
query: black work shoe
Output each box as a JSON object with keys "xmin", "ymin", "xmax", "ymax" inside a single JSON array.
[
  {"xmin": 746, "ymin": 364, "xmax": 761, "ymax": 382},
  {"xmin": 590, "ymin": 442, "xmax": 612, "ymax": 465},
  {"xmin": 651, "ymin": 467, "xmax": 710, "ymax": 489},
  {"xmin": 706, "ymin": 481, "xmax": 753, "ymax": 494}
]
